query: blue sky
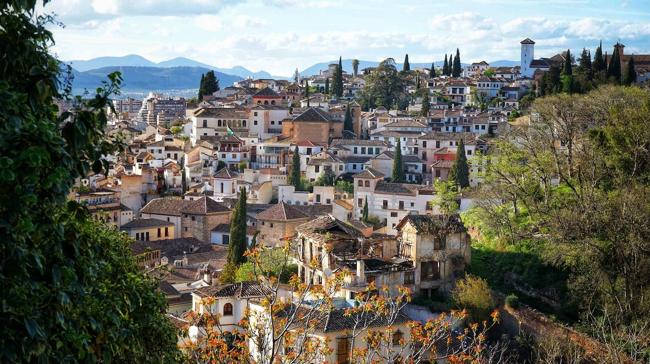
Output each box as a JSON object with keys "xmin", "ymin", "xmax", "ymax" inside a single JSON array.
[{"xmin": 42, "ymin": 0, "xmax": 650, "ymax": 76}]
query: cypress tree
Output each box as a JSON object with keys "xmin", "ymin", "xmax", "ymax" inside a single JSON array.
[
  {"xmin": 421, "ymin": 92, "xmax": 430, "ymax": 117},
  {"xmin": 227, "ymin": 187, "xmax": 248, "ymax": 265},
  {"xmin": 289, "ymin": 145, "xmax": 301, "ymax": 190},
  {"xmin": 334, "ymin": 56, "xmax": 344, "ymax": 97},
  {"xmin": 198, "ymin": 73, "xmax": 205, "ymax": 100},
  {"xmin": 352, "ymin": 59, "xmax": 359, "ymax": 77},
  {"xmin": 392, "ymin": 139, "xmax": 405, "ymax": 183},
  {"xmin": 202, "ymin": 70, "xmax": 220, "ymax": 95},
  {"xmin": 324, "ymin": 78, "xmax": 330, "ymax": 94},
  {"xmin": 452, "ymin": 48, "xmax": 462, "ymax": 77},
  {"xmin": 443, "ymin": 55, "xmax": 449, "ymax": 76},
  {"xmin": 344, "ymin": 104, "xmax": 353, "ymax": 134},
  {"xmin": 451, "ymin": 139, "xmax": 470, "ymax": 188},
  {"xmin": 593, "ymin": 41, "xmax": 605, "ymax": 72},
  {"xmin": 362, "ymin": 196, "xmax": 369, "ymax": 222},
  {"xmin": 305, "ymin": 80, "xmax": 310, "ymax": 107},
  {"xmin": 562, "ymin": 49, "xmax": 572, "ymax": 75},
  {"xmin": 429, "ymin": 62, "xmax": 436, "ymax": 78},
  {"xmin": 608, "ymin": 45, "xmax": 622, "ymax": 83},
  {"xmin": 403, "ymin": 54, "xmax": 410, "ymax": 72},
  {"xmin": 579, "ymin": 48, "xmax": 592, "ymax": 80},
  {"xmin": 624, "ymin": 56, "xmax": 637, "ymax": 85}
]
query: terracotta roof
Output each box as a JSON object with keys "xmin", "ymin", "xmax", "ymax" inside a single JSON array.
[
  {"xmin": 253, "ymin": 87, "xmax": 280, "ymax": 97},
  {"xmin": 330, "ymin": 139, "xmax": 388, "ymax": 147},
  {"xmin": 377, "ymin": 151, "xmax": 423, "ymax": 163},
  {"xmin": 121, "ymin": 218, "xmax": 174, "ymax": 229},
  {"xmin": 181, "ymin": 196, "xmax": 231, "ymax": 215},
  {"xmin": 211, "ymin": 223, "xmax": 257, "ymax": 235},
  {"xmin": 292, "ymin": 107, "xmax": 337, "ymax": 122},
  {"xmin": 352, "ymin": 167, "xmax": 384, "ymax": 179},
  {"xmin": 141, "ymin": 198, "xmax": 190, "ymax": 216},
  {"xmin": 374, "ymin": 181, "xmax": 422, "ymax": 196},
  {"xmin": 214, "ymin": 167, "xmax": 238, "ymax": 179},
  {"xmin": 256, "ymin": 202, "xmax": 310, "ymax": 221}
]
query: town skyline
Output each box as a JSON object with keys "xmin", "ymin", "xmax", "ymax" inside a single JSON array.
[{"xmin": 43, "ymin": 0, "xmax": 650, "ymax": 76}]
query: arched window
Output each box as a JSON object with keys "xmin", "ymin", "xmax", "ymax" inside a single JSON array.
[
  {"xmin": 223, "ymin": 303, "xmax": 233, "ymax": 316},
  {"xmin": 364, "ymin": 180, "xmax": 370, "ymax": 187}
]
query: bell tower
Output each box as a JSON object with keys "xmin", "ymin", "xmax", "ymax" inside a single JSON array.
[{"xmin": 520, "ymin": 38, "xmax": 535, "ymax": 78}]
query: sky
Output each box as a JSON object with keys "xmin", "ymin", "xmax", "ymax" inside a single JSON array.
[{"xmin": 41, "ymin": 0, "xmax": 650, "ymax": 76}]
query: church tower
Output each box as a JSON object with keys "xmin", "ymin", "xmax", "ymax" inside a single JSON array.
[{"xmin": 520, "ymin": 38, "xmax": 535, "ymax": 78}]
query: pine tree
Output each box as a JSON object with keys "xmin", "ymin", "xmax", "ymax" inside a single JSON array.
[
  {"xmin": 452, "ymin": 48, "xmax": 462, "ymax": 77},
  {"xmin": 593, "ymin": 41, "xmax": 605, "ymax": 73},
  {"xmin": 403, "ymin": 54, "xmax": 410, "ymax": 72},
  {"xmin": 324, "ymin": 78, "xmax": 330, "ymax": 94},
  {"xmin": 344, "ymin": 104, "xmax": 353, "ymax": 134},
  {"xmin": 429, "ymin": 62, "xmax": 436, "ymax": 78},
  {"xmin": 352, "ymin": 59, "xmax": 359, "ymax": 77},
  {"xmin": 421, "ymin": 92, "xmax": 430, "ymax": 117},
  {"xmin": 227, "ymin": 187, "xmax": 248, "ymax": 265},
  {"xmin": 624, "ymin": 56, "xmax": 637, "ymax": 86},
  {"xmin": 608, "ymin": 45, "xmax": 622, "ymax": 83},
  {"xmin": 451, "ymin": 139, "xmax": 470, "ymax": 188},
  {"xmin": 198, "ymin": 73, "xmax": 205, "ymax": 100},
  {"xmin": 289, "ymin": 145, "xmax": 301, "ymax": 190},
  {"xmin": 443, "ymin": 55, "xmax": 449, "ymax": 76},
  {"xmin": 392, "ymin": 139, "xmax": 405, "ymax": 183},
  {"xmin": 362, "ymin": 196, "xmax": 369, "ymax": 222},
  {"xmin": 563, "ymin": 49, "xmax": 572, "ymax": 75}
]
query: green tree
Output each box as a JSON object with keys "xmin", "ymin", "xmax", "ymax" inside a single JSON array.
[
  {"xmin": 450, "ymin": 139, "xmax": 470, "ymax": 188},
  {"xmin": 235, "ymin": 248, "xmax": 298, "ymax": 283},
  {"xmin": 202, "ymin": 70, "xmax": 220, "ymax": 95},
  {"xmin": 335, "ymin": 180, "xmax": 354, "ymax": 194},
  {"xmin": 429, "ymin": 62, "xmax": 436, "ymax": 78},
  {"xmin": 304, "ymin": 80, "xmax": 310, "ymax": 107},
  {"xmin": 344, "ymin": 104, "xmax": 353, "ymax": 133},
  {"xmin": 593, "ymin": 41, "xmax": 605, "ymax": 73},
  {"xmin": 289, "ymin": 145, "xmax": 302, "ymax": 190},
  {"xmin": 198, "ymin": 73, "xmax": 205, "ymax": 100},
  {"xmin": 403, "ymin": 53, "xmax": 410, "ymax": 72},
  {"xmin": 578, "ymin": 48, "xmax": 592, "ymax": 79},
  {"xmin": 442, "ymin": 54, "xmax": 449, "ymax": 76},
  {"xmin": 608, "ymin": 45, "xmax": 621, "ymax": 83},
  {"xmin": 332, "ymin": 56, "xmax": 344, "ymax": 98},
  {"xmin": 392, "ymin": 139, "xmax": 405, "ymax": 183},
  {"xmin": 352, "ymin": 59, "xmax": 359, "ymax": 77},
  {"xmin": 228, "ymin": 187, "xmax": 248, "ymax": 266},
  {"xmin": 0, "ymin": 2, "xmax": 181, "ymax": 361},
  {"xmin": 324, "ymin": 77, "xmax": 330, "ymax": 94},
  {"xmin": 562, "ymin": 49, "xmax": 573, "ymax": 75},
  {"xmin": 623, "ymin": 56, "xmax": 637, "ymax": 86},
  {"xmin": 314, "ymin": 168, "xmax": 336, "ymax": 186},
  {"xmin": 362, "ymin": 196, "xmax": 369, "ymax": 222},
  {"xmin": 421, "ymin": 92, "xmax": 430, "ymax": 117},
  {"xmin": 358, "ymin": 58, "xmax": 406, "ymax": 111},
  {"xmin": 452, "ymin": 48, "xmax": 462, "ymax": 77},
  {"xmin": 452, "ymin": 275, "xmax": 496, "ymax": 323}
]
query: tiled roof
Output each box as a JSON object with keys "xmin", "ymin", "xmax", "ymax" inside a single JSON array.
[
  {"xmin": 292, "ymin": 107, "xmax": 337, "ymax": 122},
  {"xmin": 141, "ymin": 197, "xmax": 191, "ymax": 216},
  {"xmin": 395, "ymin": 214, "xmax": 466, "ymax": 234},
  {"xmin": 374, "ymin": 181, "xmax": 422, "ymax": 196},
  {"xmin": 214, "ymin": 167, "xmax": 238, "ymax": 179},
  {"xmin": 121, "ymin": 218, "xmax": 174, "ymax": 229},
  {"xmin": 181, "ymin": 196, "xmax": 231, "ymax": 215},
  {"xmin": 194, "ymin": 281, "xmax": 266, "ymax": 298},
  {"xmin": 211, "ymin": 223, "xmax": 257, "ymax": 235},
  {"xmin": 352, "ymin": 167, "xmax": 384, "ymax": 179},
  {"xmin": 338, "ymin": 156, "xmax": 372, "ymax": 164},
  {"xmin": 257, "ymin": 202, "xmax": 310, "ymax": 221},
  {"xmin": 253, "ymin": 87, "xmax": 280, "ymax": 97},
  {"xmin": 378, "ymin": 151, "xmax": 423, "ymax": 163},
  {"xmin": 330, "ymin": 139, "xmax": 389, "ymax": 147},
  {"xmin": 130, "ymin": 237, "xmax": 218, "ymax": 260},
  {"xmin": 293, "ymin": 204, "xmax": 333, "ymax": 218}
]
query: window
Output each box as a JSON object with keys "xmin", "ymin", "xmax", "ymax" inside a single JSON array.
[
  {"xmin": 467, "ymin": 150, "xmax": 472, "ymax": 155},
  {"xmin": 135, "ymin": 232, "xmax": 140, "ymax": 240},
  {"xmin": 223, "ymin": 303, "xmax": 233, "ymax": 316},
  {"xmin": 363, "ymin": 180, "xmax": 369, "ymax": 187},
  {"xmin": 316, "ymin": 194, "xmax": 321, "ymax": 203},
  {"xmin": 315, "ymin": 165, "xmax": 320, "ymax": 173},
  {"xmin": 353, "ymin": 147, "xmax": 358, "ymax": 154},
  {"xmin": 398, "ymin": 201, "xmax": 404, "ymax": 210},
  {"xmin": 203, "ymin": 120, "xmax": 207, "ymax": 127},
  {"xmin": 223, "ymin": 234, "xmax": 230, "ymax": 245},
  {"xmin": 382, "ymin": 200, "xmax": 388, "ymax": 209},
  {"xmin": 422, "ymin": 141, "xmax": 427, "ymax": 148},
  {"xmin": 157, "ymin": 228, "xmax": 161, "ymax": 238},
  {"xmin": 390, "ymin": 212, "xmax": 398, "ymax": 217},
  {"xmin": 358, "ymin": 198, "xmax": 363, "ymax": 207},
  {"xmin": 254, "ymin": 120, "xmax": 258, "ymax": 125},
  {"xmin": 358, "ymin": 180, "xmax": 363, "ymax": 187},
  {"xmin": 410, "ymin": 202, "xmax": 415, "ymax": 207},
  {"xmin": 145, "ymin": 232, "xmax": 150, "ymax": 241},
  {"xmin": 254, "ymin": 112, "xmax": 258, "ymax": 116},
  {"xmin": 191, "ymin": 216, "xmax": 196, "ymax": 221},
  {"xmin": 421, "ymin": 261, "xmax": 440, "ymax": 280},
  {"xmin": 361, "ymin": 147, "xmax": 366, "ymax": 154},
  {"xmin": 164, "ymin": 227, "xmax": 169, "ymax": 237},
  {"xmin": 404, "ymin": 271, "xmax": 415, "ymax": 284},
  {"xmin": 184, "ymin": 227, "xmax": 188, "ymax": 232},
  {"xmin": 434, "ymin": 238, "xmax": 445, "ymax": 250},
  {"xmin": 336, "ymin": 337, "xmax": 351, "ymax": 364},
  {"xmin": 270, "ymin": 223, "xmax": 274, "ymax": 228}
]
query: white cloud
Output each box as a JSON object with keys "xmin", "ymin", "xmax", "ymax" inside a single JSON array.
[
  {"xmin": 232, "ymin": 15, "xmax": 267, "ymax": 28},
  {"xmin": 194, "ymin": 15, "xmax": 223, "ymax": 32}
]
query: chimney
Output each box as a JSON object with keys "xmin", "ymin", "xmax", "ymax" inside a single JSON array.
[{"xmin": 356, "ymin": 259, "xmax": 365, "ymax": 283}]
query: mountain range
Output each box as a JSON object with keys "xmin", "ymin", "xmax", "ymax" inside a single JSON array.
[
  {"xmin": 299, "ymin": 59, "xmax": 519, "ymax": 76},
  {"xmin": 69, "ymin": 66, "xmax": 242, "ymax": 95}
]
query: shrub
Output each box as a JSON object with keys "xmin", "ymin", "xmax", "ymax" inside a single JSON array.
[
  {"xmin": 452, "ymin": 275, "xmax": 496, "ymax": 322},
  {"xmin": 505, "ymin": 294, "xmax": 520, "ymax": 309}
]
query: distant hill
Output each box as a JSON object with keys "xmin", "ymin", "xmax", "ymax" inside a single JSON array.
[
  {"xmin": 299, "ymin": 59, "xmax": 518, "ymax": 76},
  {"xmin": 69, "ymin": 66, "xmax": 242, "ymax": 95},
  {"xmin": 66, "ymin": 55, "xmax": 277, "ymax": 79}
]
